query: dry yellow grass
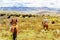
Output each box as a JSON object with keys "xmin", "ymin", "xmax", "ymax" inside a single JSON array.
[{"xmin": 0, "ymin": 13, "xmax": 60, "ymax": 40}]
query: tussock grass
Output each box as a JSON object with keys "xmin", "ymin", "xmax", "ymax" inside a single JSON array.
[{"xmin": 0, "ymin": 11, "xmax": 60, "ymax": 40}]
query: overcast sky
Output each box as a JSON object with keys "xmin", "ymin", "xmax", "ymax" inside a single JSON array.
[{"xmin": 0, "ymin": 0, "xmax": 59, "ymax": 8}]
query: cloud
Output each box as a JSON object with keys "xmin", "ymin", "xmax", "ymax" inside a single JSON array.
[
  {"xmin": 0, "ymin": 0, "xmax": 3, "ymax": 2},
  {"xmin": 13, "ymin": 3, "xmax": 27, "ymax": 7},
  {"xmin": 0, "ymin": 0, "xmax": 59, "ymax": 8}
]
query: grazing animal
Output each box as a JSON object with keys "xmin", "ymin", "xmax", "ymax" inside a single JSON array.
[
  {"xmin": 52, "ymin": 21, "xmax": 55, "ymax": 24},
  {"xmin": 8, "ymin": 16, "xmax": 11, "ymax": 19}
]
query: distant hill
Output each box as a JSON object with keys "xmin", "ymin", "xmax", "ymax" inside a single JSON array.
[{"xmin": 0, "ymin": 7, "xmax": 60, "ymax": 12}]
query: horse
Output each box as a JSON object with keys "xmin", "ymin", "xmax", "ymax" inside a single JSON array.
[
  {"xmin": 13, "ymin": 28, "xmax": 17, "ymax": 40},
  {"xmin": 11, "ymin": 25, "xmax": 18, "ymax": 40},
  {"xmin": 42, "ymin": 22, "xmax": 48, "ymax": 30}
]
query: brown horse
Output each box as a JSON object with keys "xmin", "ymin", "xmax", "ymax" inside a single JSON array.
[
  {"xmin": 42, "ymin": 22, "xmax": 48, "ymax": 30},
  {"xmin": 11, "ymin": 25, "xmax": 18, "ymax": 40}
]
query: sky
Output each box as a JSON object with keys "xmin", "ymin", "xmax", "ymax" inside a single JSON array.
[{"xmin": 0, "ymin": 0, "xmax": 59, "ymax": 8}]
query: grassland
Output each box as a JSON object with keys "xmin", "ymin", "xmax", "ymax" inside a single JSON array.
[{"xmin": 0, "ymin": 11, "xmax": 60, "ymax": 40}]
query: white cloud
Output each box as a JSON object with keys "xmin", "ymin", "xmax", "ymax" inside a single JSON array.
[{"xmin": 0, "ymin": 0, "xmax": 59, "ymax": 8}]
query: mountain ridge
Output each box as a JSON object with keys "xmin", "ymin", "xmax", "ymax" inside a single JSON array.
[{"xmin": 0, "ymin": 7, "xmax": 60, "ymax": 12}]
